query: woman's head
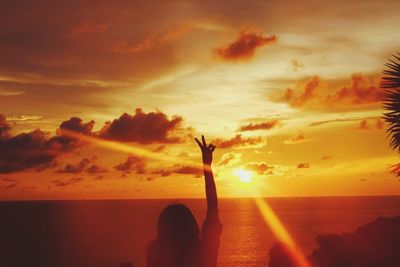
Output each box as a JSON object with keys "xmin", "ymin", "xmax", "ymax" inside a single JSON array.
[{"xmin": 156, "ymin": 204, "xmax": 200, "ymax": 245}]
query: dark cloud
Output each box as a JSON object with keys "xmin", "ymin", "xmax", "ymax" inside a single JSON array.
[
  {"xmin": 113, "ymin": 155, "xmax": 147, "ymax": 175},
  {"xmin": 58, "ymin": 117, "xmax": 94, "ymax": 136},
  {"xmin": 0, "ymin": 107, "xmax": 189, "ymax": 173},
  {"xmin": 86, "ymin": 164, "xmax": 108, "ymax": 174},
  {"xmin": 238, "ymin": 119, "xmax": 281, "ymax": 132},
  {"xmin": 173, "ymin": 165, "xmax": 203, "ymax": 178},
  {"xmin": 245, "ymin": 162, "xmax": 274, "ymax": 175},
  {"xmin": 0, "ymin": 115, "xmax": 93, "ymax": 173},
  {"xmin": 276, "ymin": 74, "xmax": 383, "ymax": 111},
  {"xmin": 56, "ymin": 157, "xmax": 108, "ymax": 174},
  {"xmin": 214, "ymin": 31, "xmax": 277, "ymax": 61},
  {"xmin": 99, "ymin": 108, "xmax": 184, "ymax": 144},
  {"xmin": 151, "ymin": 164, "xmax": 203, "ymax": 178},
  {"xmin": 52, "ymin": 177, "xmax": 83, "ymax": 187},
  {"xmin": 212, "ymin": 134, "xmax": 263, "ymax": 149},
  {"xmin": 297, "ymin": 163, "xmax": 310, "ymax": 168},
  {"xmin": 56, "ymin": 158, "xmax": 91, "ymax": 174}
]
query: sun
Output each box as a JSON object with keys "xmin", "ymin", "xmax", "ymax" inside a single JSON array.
[{"xmin": 233, "ymin": 168, "xmax": 253, "ymax": 183}]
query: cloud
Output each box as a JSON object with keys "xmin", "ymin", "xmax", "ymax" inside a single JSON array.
[
  {"xmin": 5, "ymin": 115, "xmax": 43, "ymax": 122},
  {"xmin": 245, "ymin": 162, "xmax": 274, "ymax": 175},
  {"xmin": 212, "ymin": 134, "xmax": 264, "ymax": 149},
  {"xmin": 281, "ymin": 76, "xmax": 320, "ymax": 106},
  {"xmin": 214, "ymin": 31, "xmax": 277, "ymax": 61},
  {"xmin": 356, "ymin": 118, "xmax": 385, "ymax": 130},
  {"xmin": 52, "ymin": 177, "xmax": 83, "ymax": 187},
  {"xmin": 113, "ymin": 155, "xmax": 147, "ymax": 175},
  {"xmin": 284, "ymin": 133, "xmax": 309, "ymax": 144},
  {"xmin": 309, "ymin": 116, "xmax": 380, "ymax": 127},
  {"xmin": 56, "ymin": 158, "xmax": 91, "ymax": 174},
  {"xmin": 58, "ymin": 117, "xmax": 95, "ymax": 136},
  {"xmin": 1, "ymin": 177, "xmax": 18, "ymax": 189},
  {"xmin": 376, "ymin": 119, "xmax": 384, "ymax": 129},
  {"xmin": 0, "ymin": 115, "xmax": 93, "ymax": 173},
  {"xmin": 238, "ymin": 119, "xmax": 281, "ymax": 132},
  {"xmin": 99, "ymin": 108, "xmax": 184, "ymax": 144},
  {"xmin": 151, "ymin": 164, "xmax": 203, "ymax": 178},
  {"xmin": 217, "ymin": 152, "xmax": 242, "ymax": 166},
  {"xmin": 321, "ymin": 155, "xmax": 332, "ymax": 160},
  {"xmin": 358, "ymin": 119, "xmax": 369, "ymax": 130},
  {"xmin": 86, "ymin": 164, "xmax": 108, "ymax": 174},
  {"xmin": 173, "ymin": 165, "xmax": 203, "ymax": 178},
  {"xmin": 114, "ymin": 23, "xmax": 191, "ymax": 53},
  {"xmin": 0, "ymin": 108, "xmax": 189, "ymax": 173},
  {"xmin": 276, "ymin": 74, "xmax": 383, "ymax": 111},
  {"xmin": 297, "ymin": 162, "xmax": 310, "ymax": 168},
  {"xmin": 56, "ymin": 157, "xmax": 108, "ymax": 174}
]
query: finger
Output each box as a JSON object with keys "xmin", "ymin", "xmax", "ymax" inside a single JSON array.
[
  {"xmin": 194, "ymin": 137, "xmax": 202, "ymax": 149},
  {"xmin": 210, "ymin": 146, "xmax": 216, "ymax": 152},
  {"xmin": 202, "ymin": 135, "xmax": 206, "ymax": 146}
]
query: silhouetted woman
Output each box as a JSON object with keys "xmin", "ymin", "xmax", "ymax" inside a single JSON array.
[{"xmin": 146, "ymin": 135, "xmax": 222, "ymax": 267}]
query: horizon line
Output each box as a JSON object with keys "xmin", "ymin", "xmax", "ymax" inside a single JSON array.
[{"xmin": 1, "ymin": 193, "xmax": 400, "ymax": 202}]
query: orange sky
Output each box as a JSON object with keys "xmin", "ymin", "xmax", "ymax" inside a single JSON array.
[{"xmin": 0, "ymin": 0, "xmax": 400, "ymax": 200}]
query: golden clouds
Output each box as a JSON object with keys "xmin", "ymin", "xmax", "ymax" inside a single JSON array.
[
  {"xmin": 276, "ymin": 74, "xmax": 383, "ymax": 111},
  {"xmin": 212, "ymin": 134, "xmax": 264, "ymax": 149},
  {"xmin": 238, "ymin": 119, "xmax": 281, "ymax": 132},
  {"xmin": 214, "ymin": 31, "xmax": 277, "ymax": 61}
]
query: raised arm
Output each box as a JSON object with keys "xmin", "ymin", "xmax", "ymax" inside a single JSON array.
[{"xmin": 195, "ymin": 135, "xmax": 219, "ymax": 221}]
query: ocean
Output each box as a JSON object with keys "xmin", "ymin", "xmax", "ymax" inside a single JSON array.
[{"xmin": 1, "ymin": 196, "xmax": 400, "ymax": 267}]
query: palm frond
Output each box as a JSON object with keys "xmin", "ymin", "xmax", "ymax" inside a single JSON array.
[
  {"xmin": 381, "ymin": 52, "xmax": 400, "ymax": 89},
  {"xmin": 382, "ymin": 52, "xmax": 400, "ymax": 151}
]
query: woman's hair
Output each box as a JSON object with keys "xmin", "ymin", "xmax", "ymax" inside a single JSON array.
[
  {"xmin": 146, "ymin": 204, "xmax": 201, "ymax": 267},
  {"xmin": 157, "ymin": 203, "xmax": 200, "ymax": 243}
]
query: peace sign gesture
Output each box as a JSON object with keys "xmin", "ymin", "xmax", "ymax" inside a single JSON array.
[{"xmin": 195, "ymin": 135, "xmax": 216, "ymax": 165}]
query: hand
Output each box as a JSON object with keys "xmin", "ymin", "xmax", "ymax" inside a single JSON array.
[{"xmin": 195, "ymin": 135, "xmax": 216, "ymax": 166}]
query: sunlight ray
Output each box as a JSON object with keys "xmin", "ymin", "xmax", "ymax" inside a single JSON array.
[
  {"xmin": 254, "ymin": 197, "xmax": 311, "ymax": 267},
  {"xmin": 58, "ymin": 129, "xmax": 204, "ymax": 169}
]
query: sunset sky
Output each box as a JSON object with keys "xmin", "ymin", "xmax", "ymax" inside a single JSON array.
[{"xmin": 1, "ymin": 0, "xmax": 400, "ymax": 200}]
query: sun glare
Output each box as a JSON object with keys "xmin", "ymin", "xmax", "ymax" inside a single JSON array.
[{"xmin": 233, "ymin": 168, "xmax": 253, "ymax": 183}]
